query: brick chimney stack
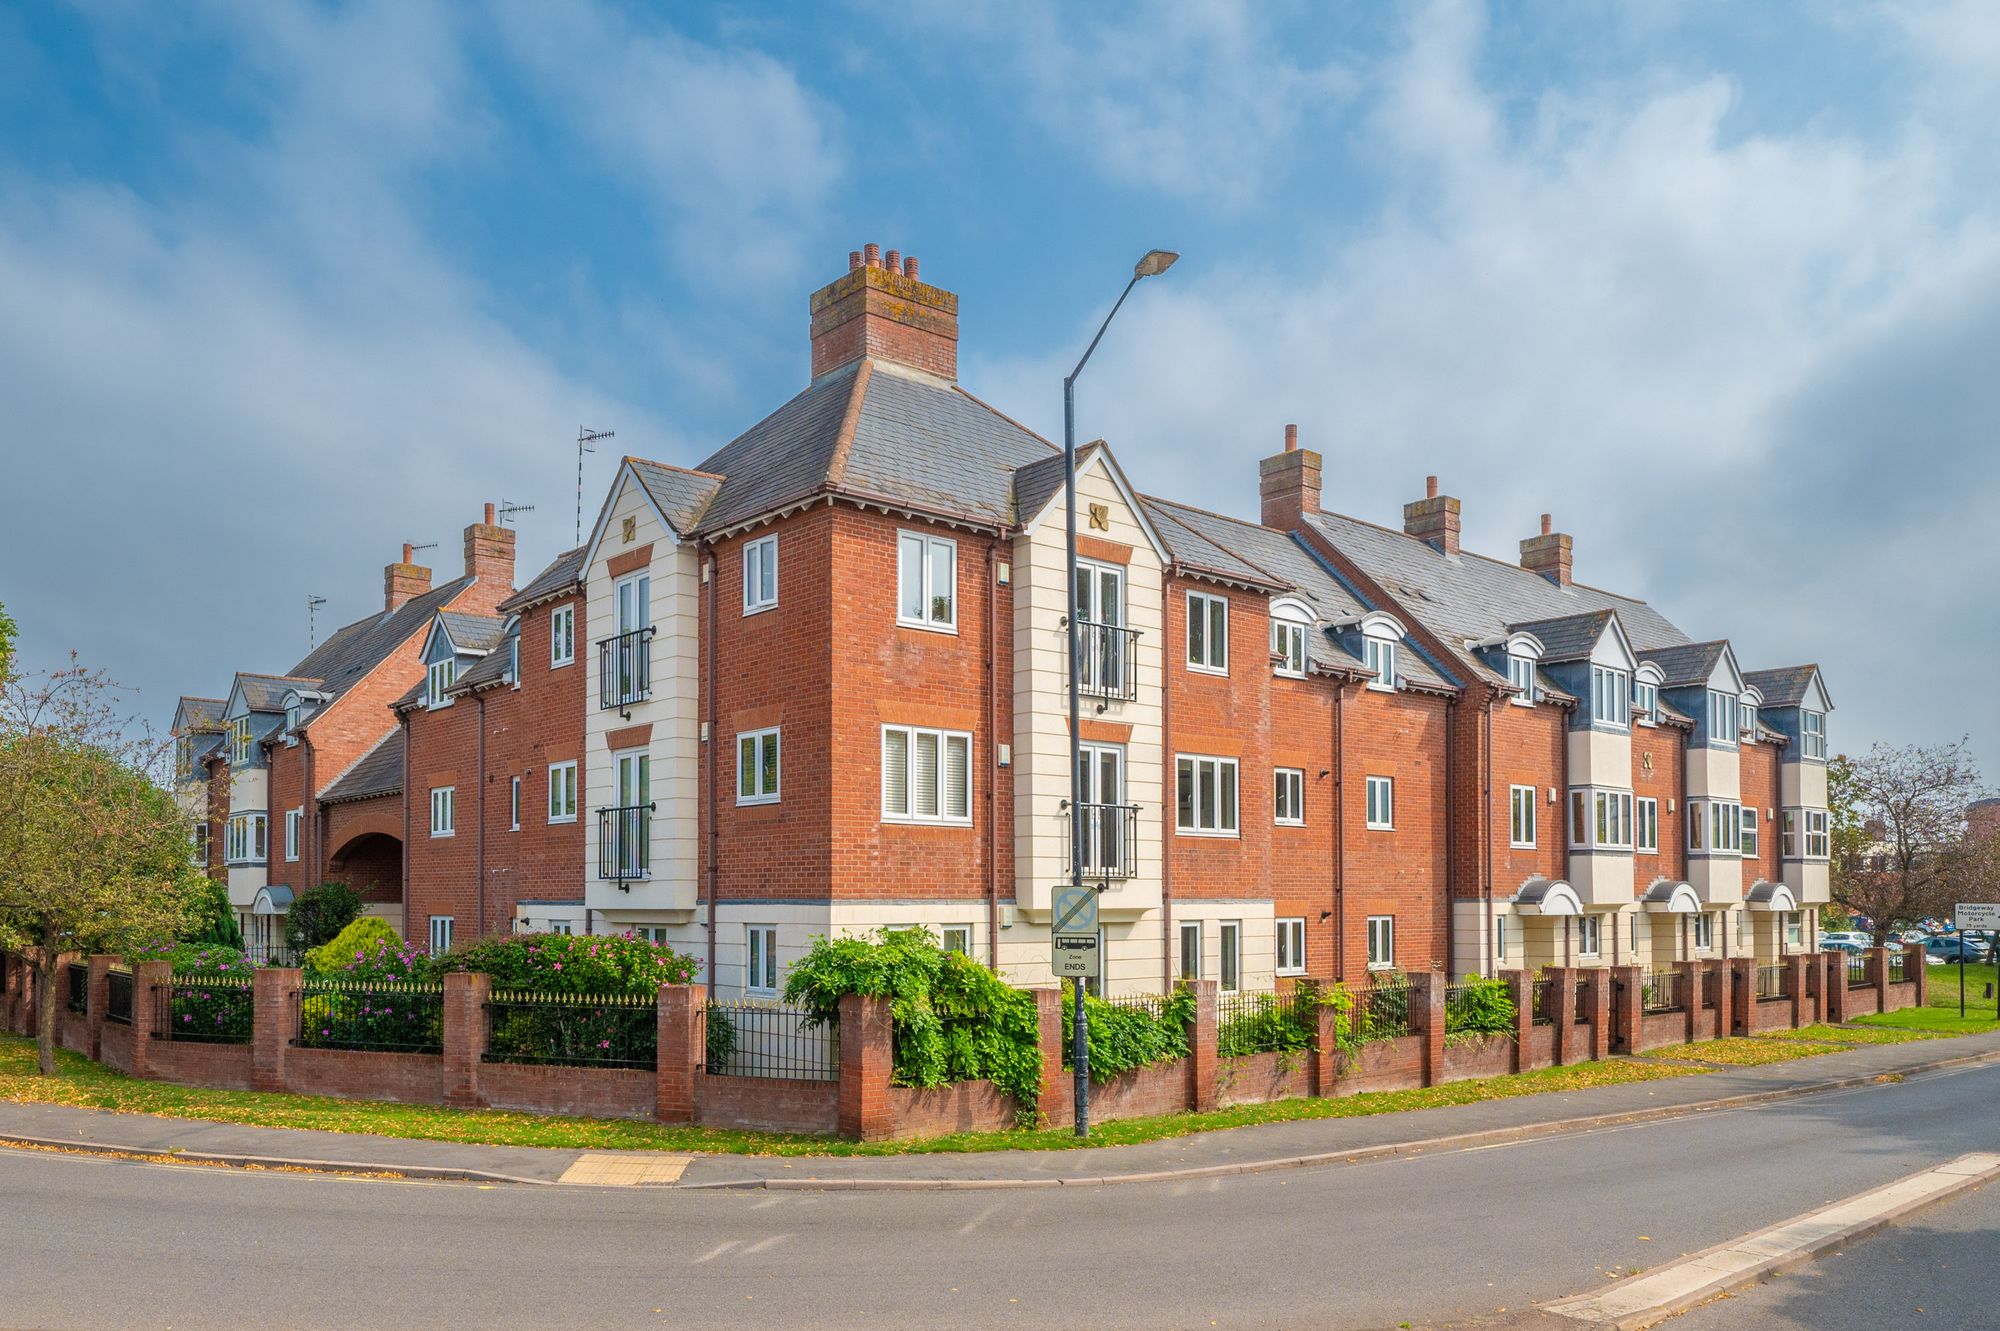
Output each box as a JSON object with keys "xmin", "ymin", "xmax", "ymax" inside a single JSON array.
[
  {"xmin": 1520, "ymin": 512, "xmax": 1573, "ymax": 586},
  {"xmin": 384, "ymin": 543, "xmax": 432, "ymax": 613},
  {"xmin": 809, "ymin": 243, "xmax": 958, "ymax": 381},
  {"xmin": 1403, "ymin": 475, "xmax": 1461, "ymax": 555},
  {"xmin": 1258, "ymin": 423, "xmax": 1321, "ymax": 531},
  {"xmin": 462, "ymin": 501, "xmax": 518, "ymax": 612}
]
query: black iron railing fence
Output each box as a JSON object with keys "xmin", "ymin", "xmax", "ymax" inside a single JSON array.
[
  {"xmin": 1530, "ymin": 976, "xmax": 1556, "ymax": 1026},
  {"xmin": 702, "ymin": 1000, "xmax": 838, "ymax": 1082},
  {"xmin": 1574, "ymin": 975, "xmax": 1592, "ymax": 1024},
  {"xmin": 484, "ymin": 990, "xmax": 657, "ymax": 1070},
  {"xmin": 1066, "ymin": 802, "xmax": 1140, "ymax": 879},
  {"xmin": 1641, "ymin": 968, "xmax": 1686, "ymax": 1013},
  {"xmin": 65, "ymin": 962, "xmax": 88, "ymax": 1016},
  {"xmin": 1887, "ymin": 952, "xmax": 1908, "ymax": 984},
  {"xmin": 1216, "ymin": 989, "xmax": 1317, "ymax": 1057},
  {"xmin": 1848, "ymin": 955, "xmax": 1872, "ymax": 986},
  {"xmin": 1702, "ymin": 967, "xmax": 1722, "ymax": 1010},
  {"xmin": 598, "ymin": 627, "xmax": 654, "ymax": 711},
  {"xmin": 1075, "ymin": 621, "xmax": 1139, "ymax": 702},
  {"xmin": 155, "ymin": 972, "xmax": 256, "ymax": 1044},
  {"xmin": 294, "ymin": 977, "xmax": 446, "ymax": 1054},
  {"xmin": 1354, "ymin": 978, "xmax": 1413, "ymax": 1042},
  {"xmin": 597, "ymin": 804, "xmax": 651, "ymax": 882},
  {"xmin": 1756, "ymin": 964, "xmax": 1788, "ymax": 1000},
  {"xmin": 105, "ymin": 968, "xmax": 133, "ymax": 1026}
]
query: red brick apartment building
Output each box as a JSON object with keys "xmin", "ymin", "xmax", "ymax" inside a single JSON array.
[{"xmin": 174, "ymin": 244, "xmax": 1835, "ymax": 997}]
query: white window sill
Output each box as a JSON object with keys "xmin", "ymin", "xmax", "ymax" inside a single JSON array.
[
  {"xmin": 1175, "ymin": 826, "xmax": 1240, "ymax": 839},
  {"xmin": 1276, "ymin": 967, "xmax": 1306, "ymax": 977},
  {"xmin": 737, "ymin": 794, "xmax": 780, "ymax": 807},
  {"xmin": 1637, "ymin": 846, "xmax": 1659, "ymax": 856},
  {"xmin": 1275, "ymin": 818, "xmax": 1306, "ymax": 828},
  {"xmin": 1509, "ymin": 695, "xmax": 1534, "ymax": 707},
  {"xmin": 743, "ymin": 602, "xmax": 777, "ymax": 617},
  {"xmin": 551, "ymin": 658, "xmax": 574, "ymax": 670},
  {"xmin": 1186, "ymin": 662, "xmax": 1229, "ymax": 677},
  {"xmin": 1366, "ymin": 822, "xmax": 1393, "ymax": 832},
  {"xmin": 896, "ymin": 617, "xmax": 958, "ymax": 636},
  {"xmin": 1365, "ymin": 681, "xmax": 1397, "ymax": 693},
  {"xmin": 548, "ymin": 814, "xmax": 577, "ymax": 825},
  {"xmin": 1274, "ymin": 668, "xmax": 1307, "ymax": 681},
  {"xmin": 881, "ymin": 815, "xmax": 974, "ymax": 828},
  {"xmin": 509, "ymin": 824, "xmax": 521, "ymax": 833},
  {"xmin": 431, "ymin": 831, "xmax": 454, "ymax": 839},
  {"xmin": 1509, "ymin": 839, "xmax": 1535, "ymax": 850},
  {"xmin": 1365, "ymin": 962, "xmax": 1395, "ymax": 972}
]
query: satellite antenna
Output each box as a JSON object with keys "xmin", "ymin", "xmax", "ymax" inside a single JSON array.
[
  {"xmin": 577, "ymin": 427, "xmax": 615, "ymax": 545},
  {"xmin": 307, "ymin": 595, "xmax": 328, "ymax": 649},
  {"xmin": 498, "ymin": 500, "xmax": 535, "ymax": 527}
]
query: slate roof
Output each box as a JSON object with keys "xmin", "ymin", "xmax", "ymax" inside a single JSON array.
[
  {"xmin": 455, "ymin": 627, "xmax": 519, "ymax": 692},
  {"xmin": 499, "ymin": 548, "xmax": 586, "ymax": 613},
  {"xmin": 286, "ymin": 576, "xmax": 473, "ymax": 704},
  {"xmin": 174, "ymin": 697, "xmax": 226, "ymax": 731},
  {"xmin": 1142, "ymin": 498, "xmax": 1291, "ymax": 593},
  {"xmin": 630, "ymin": 463, "xmax": 723, "ymax": 535},
  {"xmin": 1508, "ymin": 611, "xmax": 1616, "ymax": 663},
  {"xmin": 1637, "ymin": 641, "xmax": 1728, "ymax": 689},
  {"xmin": 1300, "ymin": 510, "xmax": 1690, "ymax": 689},
  {"xmin": 1141, "ymin": 498, "xmax": 1455, "ymax": 690},
  {"xmin": 232, "ymin": 672, "xmax": 321, "ymax": 713},
  {"xmin": 1743, "ymin": 666, "xmax": 1822, "ymax": 708},
  {"xmin": 436, "ymin": 611, "xmax": 507, "ymax": 655},
  {"xmin": 319, "ymin": 730, "xmax": 404, "ymax": 806},
  {"xmin": 682, "ymin": 359, "xmax": 1057, "ymax": 536}
]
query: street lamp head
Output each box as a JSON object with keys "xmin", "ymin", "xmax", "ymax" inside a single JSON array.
[{"xmin": 1134, "ymin": 249, "xmax": 1179, "ymax": 279}]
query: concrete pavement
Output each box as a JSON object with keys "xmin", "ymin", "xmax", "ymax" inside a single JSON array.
[{"xmin": 1, "ymin": 1056, "xmax": 1996, "ymax": 1329}]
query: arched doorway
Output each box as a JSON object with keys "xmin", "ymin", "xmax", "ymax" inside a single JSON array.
[{"xmin": 328, "ymin": 831, "xmax": 404, "ymax": 936}]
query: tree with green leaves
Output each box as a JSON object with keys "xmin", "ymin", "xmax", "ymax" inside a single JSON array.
[
  {"xmin": 284, "ymin": 881, "xmax": 363, "ymax": 955},
  {"xmin": 1832, "ymin": 740, "xmax": 1996, "ymax": 946},
  {"xmin": 0, "ymin": 601, "xmax": 15, "ymax": 681},
  {"xmin": 0, "ymin": 659, "xmax": 201, "ymax": 1074}
]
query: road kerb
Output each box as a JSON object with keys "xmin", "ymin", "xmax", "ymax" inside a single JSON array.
[
  {"xmin": 680, "ymin": 1045, "xmax": 2000, "ymax": 1191},
  {"xmin": 1539, "ymin": 1152, "xmax": 2000, "ymax": 1329},
  {"xmin": 0, "ymin": 1130, "xmax": 556, "ymax": 1186}
]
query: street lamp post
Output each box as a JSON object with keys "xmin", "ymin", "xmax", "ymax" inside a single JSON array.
[{"xmin": 1065, "ymin": 248, "xmax": 1178, "ymax": 1138}]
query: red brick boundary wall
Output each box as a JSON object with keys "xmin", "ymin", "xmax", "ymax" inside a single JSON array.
[{"xmin": 3, "ymin": 950, "xmax": 1909, "ymax": 1142}]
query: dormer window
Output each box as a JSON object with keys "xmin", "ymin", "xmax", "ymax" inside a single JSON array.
[
  {"xmin": 1632, "ymin": 680, "xmax": 1657, "ymax": 724},
  {"xmin": 285, "ymin": 702, "xmax": 301, "ymax": 734},
  {"xmin": 1707, "ymin": 690, "xmax": 1739, "ymax": 744},
  {"xmin": 427, "ymin": 658, "xmax": 456, "ymax": 707},
  {"xmin": 1739, "ymin": 699, "xmax": 1757, "ymax": 737},
  {"xmin": 1801, "ymin": 709, "xmax": 1826, "ymax": 759},
  {"xmin": 1507, "ymin": 653, "xmax": 1534, "ymax": 702},
  {"xmin": 229, "ymin": 717, "xmax": 254, "ymax": 765},
  {"xmin": 1363, "ymin": 637, "xmax": 1396, "ymax": 691},
  {"xmin": 1590, "ymin": 666, "xmax": 1630, "ymax": 726},
  {"xmin": 1270, "ymin": 600, "xmax": 1311, "ymax": 679}
]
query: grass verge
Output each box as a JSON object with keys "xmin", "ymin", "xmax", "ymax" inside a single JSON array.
[
  {"xmin": 1851, "ymin": 1008, "xmax": 2000, "ymax": 1036},
  {"xmin": 1638, "ymin": 1037, "xmax": 1852, "ymax": 1066},
  {"xmin": 1764, "ymin": 1023, "xmax": 1944, "ymax": 1045},
  {"xmin": 0, "ymin": 1037, "xmax": 1704, "ymax": 1158}
]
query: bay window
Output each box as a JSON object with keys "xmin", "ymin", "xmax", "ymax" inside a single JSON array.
[{"xmin": 1591, "ymin": 666, "xmax": 1630, "ymax": 726}]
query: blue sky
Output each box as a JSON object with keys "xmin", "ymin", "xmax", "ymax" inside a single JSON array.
[{"xmin": 2, "ymin": 0, "xmax": 1997, "ymax": 779}]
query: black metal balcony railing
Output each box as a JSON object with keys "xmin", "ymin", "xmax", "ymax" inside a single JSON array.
[
  {"xmin": 1065, "ymin": 802, "xmax": 1140, "ymax": 879},
  {"xmin": 598, "ymin": 627, "xmax": 655, "ymax": 712},
  {"xmin": 1075, "ymin": 621, "xmax": 1139, "ymax": 702},
  {"xmin": 597, "ymin": 803, "xmax": 653, "ymax": 884}
]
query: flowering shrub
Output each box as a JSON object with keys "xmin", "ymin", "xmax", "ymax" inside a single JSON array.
[
  {"xmin": 431, "ymin": 932, "xmax": 700, "ymax": 995},
  {"xmin": 304, "ymin": 917, "xmax": 410, "ymax": 977},
  {"xmin": 131, "ymin": 940, "xmax": 255, "ymax": 975}
]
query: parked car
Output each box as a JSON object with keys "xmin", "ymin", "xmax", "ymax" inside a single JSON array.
[
  {"xmin": 1924, "ymin": 935, "xmax": 1989, "ymax": 963},
  {"xmin": 1821, "ymin": 938, "xmax": 1865, "ymax": 955}
]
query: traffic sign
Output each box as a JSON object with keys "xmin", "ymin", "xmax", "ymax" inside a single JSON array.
[
  {"xmin": 1053, "ymin": 883, "xmax": 1100, "ymax": 935},
  {"xmin": 1052, "ymin": 932, "xmax": 1100, "ymax": 978},
  {"xmin": 1954, "ymin": 902, "xmax": 2000, "ymax": 931}
]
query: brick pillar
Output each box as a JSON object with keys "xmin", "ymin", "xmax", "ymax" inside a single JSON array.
[
  {"xmin": 1411, "ymin": 971, "xmax": 1446, "ymax": 1086},
  {"xmin": 442, "ymin": 971, "xmax": 490, "ymax": 1108},
  {"xmin": 1870, "ymin": 947, "xmax": 1890, "ymax": 1015},
  {"xmin": 251, "ymin": 967, "xmax": 299, "ymax": 1092},
  {"xmin": 86, "ymin": 955, "xmax": 114, "ymax": 1061},
  {"xmin": 1034, "ymin": 987, "xmax": 1066, "ymax": 1126},
  {"xmin": 838, "ymin": 991, "xmax": 895, "ymax": 1141},
  {"xmin": 1612, "ymin": 965, "xmax": 1643, "ymax": 1054},
  {"xmin": 1505, "ymin": 971, "xmax": 1531, "ymax": 1072},
  {"xmin": 1677, "ymin": 959, "xmax": 1703, "ymax": 1043},
  {"xmin": 1787, "ymin": 953, "xmax": 1811, "ymax": 1028},
  {"xmin": 655, "ymin": 983, "xmax": 704, "ymax": 1125},
  {"xmin": 1730, "ymin": 957, "xmax": 1755, "ymax": 1035},
  {"xmin": 1189, "ymin": 979, "xmax": 1219, "ymax": 1112},
  {"xmin": 1825, "ymin": 949, "xmax": 1850, "ymax": 1023},
  {"xmin": 129, "ymin": 961, "xmax": 170, "ymax": 1080},
  {"xmin": 1548, "ymin": 967, "xmax": 1575, "ymax": 1066},
  {"xmin": 1585, "ymin": 968, "xmax": 1612, "ymax": 1061},
  {"xmin": 1906, "ymin": 943, "xmax": 1929, "ymax": 1006}
]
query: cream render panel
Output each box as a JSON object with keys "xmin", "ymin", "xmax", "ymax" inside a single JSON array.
[
  {"xmin": 1568, "ymin": 852, "xmax": 1634, "ymax": 907},
  {"xmin": 223, "ymin": 767, "xmax": 269, "ymax": 908},
  {"xmin": 583, "ymin": 470, "xmax": 702, "ymax": 918},
  {"xmin": 1685, "ymin": 746, "xmax": 1741, "ymax": 801},
  {"xmin": 1565, "ymin": 728, "xmax": 1632, "ymax": 791},
  {"xmin": 1687, "ymin": 855, "xmax": 1744, "ymax": 905},
  {"xmin": 1780, "ymin": 761, "xmax": 1828, "ymax": 808},
  {"xmin": 1012, "ymin": 455, "xmax": 1166, "ymax": 919},
  {"xmin": 1785, "ymin": 859, "xmax": 1831, "ymax": 903}
]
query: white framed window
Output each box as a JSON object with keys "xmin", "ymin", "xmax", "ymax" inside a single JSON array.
[
  {"xmin": 882, "ymin": 726, "xmax": 973, "ymax": 823},
  {"xmin": 1366, "ymin": 915, "xmax": 1395, "ymax": 969},
  {"xmin": 1496, "ymin": 913, "xmax": 1508, "ymax": 962},
  {"xmin": 1707, "ymin": 690, "xmax": 1739, "ymax": 744},
  {"xmin": 191, "ymin": 821, "xmax": 209, "ymax": 867},
  {"xmin": 736, "ymin": 728, "xmax": 781, "ymax": 805},
  {"xmin": 224, "ymin": 812, "xmax": 267, "ymax": 865},
  {"xmin": 1276, "ymin": 917, "xmax": 1307, "ymax": 974},
  {"xmin": 1632, "ymin": 679, "xmax": 1658, "ymax": 724},
  {"xmin": 430, "ymin": 786, "xmax": 455, "ymax": 837},
  {"xmin": 229, "ymin": 717, "xmax": 254, "ymax": 765},
  {"xmin": 743, "ymin": 535, "xmax": 777, "ymax": 614},
  {"xmin": 1365, "ymin": 775, "xmax": 1393, "ymax": 830},
  {"xmin": 284, "ymin": 701, "xmax": 301, "ymax": 735},
  {"xmin": 1569, "ymin": 788, "xmax": 1634, "ymax": 849},
  {"xmin": 1363, "ymin": 636, "xmax": 1397, "ymax": 691},
  {"xmin": 1739, "ymin": 700, "xmax": 1757, "ymax": 737},
  {"xmin": 631, "ymin": 925, "xmax": 670, "ymax": 946},
  {"xmin": 615, "ymin": 570, "xmax": 651, "ymax": 633},
  {"xmin": 1781, "ymin": 809, "xmax": 1797, "ymax": 857},
  {"xmin": 1801, "ymin": 710, "xmax": 1826, "ymax": 760},
  {"xmin": 429, "ymin": 915, "xmax": 453, "ymax": 956},
  {"xmin": 284, "ymin": 808, "xmax": 302, "ymax": 862},
  {"xmin": 549, "ymin": 605, "xmax": 575, "ymax": 667},
  {"xmin": 1186, "ymin": 591, "xmax": 1228, "ymax": 673},
  {"xmin": 1804, "ymin": 809, "xmax": 1830, "ymax": 858},
  {"xmin": 1636, "ymin": 797, "xmax": 1659, "ymax": 853},
  {"xmin": 547, "ymin": 761, "xmax": 578, "ymax": 823},
  {"xmin": 1741, "ymin": 807, "xmax": 1760, "ymax": 858},
  {"xmin": 1577, "ymin": 914, "xmax": 1601, "ymax": 957},
  {"xmin": 1178, "ymin": 921, "xmax": 1201, "ymax": 981},
  {"xmin": 1591, "ymin": 666, "xmax": 1630, "ymax": 726},
  {"xmin": 1272, "ymin": 619, "xmax": 1307, "ymax": 678},
  {"xmin": 1785, "ymin": 911, "xmax": 1804, "ymax": 947},
  {"xmin": 1509, "ymin": 784, "xmax": 1536, "ymax": 848},
  {"xmin": 547, "ymin": 920, "xmax": 574, "ymax": 936},
  {"xmin": 941, "ymin": 924, "xmax": 973, "ymax": 956},
  {"xmin": 509, "ymin": 777, "xmax": 521, "ymax": 831},
  {"xmin": 1508, "ymin": 653, "xmax": 1534, "ymax": 702},
  {"xmin": 1175, "ymin": 755, "xmax": 1239, "ymax": 835},
  {"xmin": 1274, "ymin": 768, "xmax": 1305, "ymax": 825},
  {"xmin": 745, "ymin": 925, "xmax": 778, "ymax": 994},
  {"xmin": 1218, "ymin": 920, "xmax": 1242, "ymax": 992},
  {"xmin": 427, "ymin": 657, "xmax": 456, "ymax": 708},
  {"xmin": 1693, "ymin": 912, "xmax": 1714, "ymax": 951},
  {"xmin": 897, "ymin": 530, "xmax": 957, "ymax": 630}
]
